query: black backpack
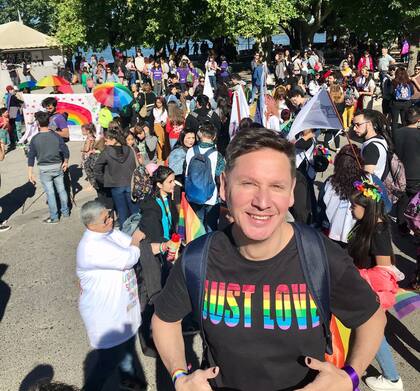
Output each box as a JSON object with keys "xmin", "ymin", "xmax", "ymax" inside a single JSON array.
[
  {"xmin": 190, "ymin": 109, "xmax": 214, "ymax": 128},
  {"xmin": 181, "ymin": 223, "xmax": 332, "ymax": 385}
]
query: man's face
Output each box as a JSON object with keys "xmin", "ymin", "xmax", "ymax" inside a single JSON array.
[
  {"xmin": 88, "ymin": 209, "xmax": 114, "ymax": 233},
  {"xmin": 220, "ymin": 149, "xmax": 295, "ymax": 242},
  {"xmin": 327, "ymin": 75, "xmax": 335, "ymax": 85},
  {"xmin": 382, "ymin": 48, "xmax": 387, "ymax": 56},
  {"xmin": 353, "ymin": 114, "xmax": 370, "ymax": 138}
]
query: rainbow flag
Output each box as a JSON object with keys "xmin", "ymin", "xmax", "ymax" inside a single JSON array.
[
  {"xmin": 393, "ymin": 289, "xmax": 420, "ymax": 319},
  {"xmin": 325, "ymin": 316, "xmax": 351, "ymax": 368},
  {"xmin": 178, "ymin": 192, "xmax": 206, "ymax": 244}
]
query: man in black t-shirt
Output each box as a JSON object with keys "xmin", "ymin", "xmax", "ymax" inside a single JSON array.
[
  {"xmin": 152, "ymin": 128, "xmax": 386, "ymax": 391},
  {"xmin": 353, "ymin": 109, "xmax": 389, "ymax": 180}
]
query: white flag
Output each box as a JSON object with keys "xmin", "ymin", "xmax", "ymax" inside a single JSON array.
[
  {"xmin": 203, "ymin": 71, "xmax": 214, "ymax": 100},
  {"xmin": 229, "ymin": 86, "xmax": 250, "ymax": 138},
  {"xmin": 287, "ymin": 88, "xmax": 343, "ymax": 141}
]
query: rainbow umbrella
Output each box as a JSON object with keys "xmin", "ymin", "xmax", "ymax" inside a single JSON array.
[
  {"xmin": 37, "ymin": 75, "xmax": 71, "ymax": 87},
  {"xmin": 93, "ymin": 82, "xmax": 133, "ymax": 109},
  {"xmin": 18, "ymin": 80, "xmax": 40, "ymax": 91}
]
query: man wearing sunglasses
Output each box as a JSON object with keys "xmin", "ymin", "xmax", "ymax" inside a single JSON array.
[
  {"xmin": 77, "ymin": 200, "xmax": 148, "ymax": 390},
  {"xmin": 352, "ymin": 109, "xmax": 390, "ymax": 180}
]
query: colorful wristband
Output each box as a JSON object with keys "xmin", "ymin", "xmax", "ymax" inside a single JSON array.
[
  {"xmin": 171, "ymin": 368, "xmax": 188, "ymax": 385},
  {"xmin": 342, "ymin": 365, "xmax": 360, "ymax": 391},
  {"xmin": 159, "ymin": 242, "xmax": 167, "ymax": 254}
]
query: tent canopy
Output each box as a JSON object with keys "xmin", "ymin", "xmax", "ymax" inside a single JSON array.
[{"xmin": 0, "ymin": 21, "xmax": 58, "ymax": 51}]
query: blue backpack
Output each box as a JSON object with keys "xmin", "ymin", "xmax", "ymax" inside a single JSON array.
[
  {"xmin": 185, "ymin": 145, "xmax": 216, "ymax": 205},
  {"xmin": 181, "ymin": 223, "xmax": 332, "ymax": 386}
]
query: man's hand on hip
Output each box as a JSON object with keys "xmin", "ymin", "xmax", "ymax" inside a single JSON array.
[
  {"xmin": 175, "ymin": 367, "xmax": 219, "ymax": 391},
  {"xmin": 131, "ymin": 229, "xmax": 146, "ymax": 247},
  {"xmin": 295, "ymin": 357, "xmax": 353, "ymax": 391}
]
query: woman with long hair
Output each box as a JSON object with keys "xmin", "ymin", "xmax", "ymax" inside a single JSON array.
[
  {"xmin": 132, "ymin": 121, "xmax": 158, "ymax": 165},
  {"xmin": 93, "ymin": 122, "xmax": 138, "ymax": 227},
  {"xmin": 138, "ymin": 166, "xmax": 178, "ymax": 243},
  {"xmin": 318, "ymin": 145, "xmax": 364, "ymax": 246},
  {"xmin": 166, "ymin": 101, "xmax": 185, "ymax": 150},
  {"xmin": 347, "ymin": 178, "xmax": 404, "ymax": 391},
  {"xmin": 215, "ymin": 96, "xmax": 231, "ymax": 155},
  {"xmin": 390, "ymin": 67, "xmax": 415, "ymax": 133}
]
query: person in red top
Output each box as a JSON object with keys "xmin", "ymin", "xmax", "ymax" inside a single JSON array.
[
  {"xmin": 357, "ymin": 51, "xmax": 374, "ymax": 72},
  {"xmin": 166, "ymin": 102, "xmax": 185, "ymax": 150}
]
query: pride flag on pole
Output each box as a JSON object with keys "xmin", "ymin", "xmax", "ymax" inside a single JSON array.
[
  {"xmin": 393, "ymin": 289, "xmax": 420, "ymax": 319},
  {"xmin": 325, "ymin": 316, "xmax": 351, "ymax": 368},
  {"xmin": 178, "ymin": 192, "xmax": 206, "ymax": 244}
]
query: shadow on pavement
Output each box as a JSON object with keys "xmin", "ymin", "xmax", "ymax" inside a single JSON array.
[
  {"xmin": 0, "ymin": 181, "xmax": 36, "ymax": 221},
  {"xmin": 385, "ymin": 312, "xmax": 420, "ymax": 372},
  {"xmin": 68, "ymin": 164, "xmax": 83, "ymax": 200},
  {"xmin": 0, "ymin": 264, "xmax": 10, "ymax": 323},
  {"xmin": 83, "ymin": 326, "xmax": 147, "ymax": 391},
  {"xmin": 19, "ymin": 364, "xmax": 54, "ymax": 391}
]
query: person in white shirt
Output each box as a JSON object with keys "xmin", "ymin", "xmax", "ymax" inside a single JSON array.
[{"xmin": 77, "ymin": 200, "xmax": 147, "ymax": 391}]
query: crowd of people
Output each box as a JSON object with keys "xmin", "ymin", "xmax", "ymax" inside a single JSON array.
[{"xmin": 0, "ymin": 40, "xmax": 419, "ymax": 391}]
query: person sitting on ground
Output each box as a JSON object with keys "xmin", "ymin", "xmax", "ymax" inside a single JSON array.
[
  {"xmin": 77, "ymin": 200, "xmax": 149, "ymax": 391},
  {"xmin": 27, "ymin": 111, "xmax": 70, "ymax": 224}
]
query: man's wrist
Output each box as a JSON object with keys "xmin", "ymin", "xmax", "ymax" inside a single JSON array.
[{"xmin": 171, "ymin": 368, "xmax": 188, "ymax": 385}]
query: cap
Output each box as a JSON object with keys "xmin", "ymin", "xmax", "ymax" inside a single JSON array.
[{"xmin": 5, "ymin": 85, "xmax": 14, "ymax": 91}]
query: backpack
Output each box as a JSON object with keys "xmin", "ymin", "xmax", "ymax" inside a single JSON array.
[
  {"xmin": 190, "ymin": 110, "xmax": 214, "ymax": 129},
  {"xmin": 122, "ymin": 211, "xmax": 143, "ymax": 236},
  {"xmin": 83, "ymin": 152, "xmax": 100, "ymax": 188},
  {"xmin": 373, "ymin": 142, "xmax": 407, "ymax": 204},
  {"xmin": 185, "ymin": 145, "xmax": 216, "ymax": 205},
  {"xmin": 181, "ymin": 224, "xmax": 333, "ymax": 385},
  {"xmin": 404, "ymin": 192, "xmax": 420, "ymax": 232},
  {"xmin": 131, "ymin": 165, "xmax": 153, "ymax": 202},
  {"xmin": 394, "ymin": 83, "xmax": 413, "ymax": 101},
  {"xmin": 344, "ymin": 87, "xmax": 356, "ymax": 107}
]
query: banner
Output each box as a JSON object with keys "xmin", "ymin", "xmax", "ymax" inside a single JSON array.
[
  {"xmin": 229, "ymin": 86, "xmax": 250, "ymax": 139},
  {"xmin": 22, "ymin": 93, "xmax": 101, "ymax": 141},
  {"xmin": 287, "ymin": 88, "xmax": 343, "ymax": 141},
  {"xmin": 203, "ymin": 71, "xmax": 214, "ymax": 101}
]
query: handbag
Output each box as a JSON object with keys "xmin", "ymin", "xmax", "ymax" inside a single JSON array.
[{"xmin": 139, "ymin": 92, "xmax": 148, "ymax": 118}]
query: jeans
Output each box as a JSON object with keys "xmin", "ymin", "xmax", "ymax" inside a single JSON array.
[
  {"xmin": 190, "ymin": 203, "xmax": 220, "ymax": 232},
  {"xmin": 84, "ymin": 336, "xmax": 137, "ymax": 390},
  {"xmin": 342, "ymin": 105, "xmax": 355, "ymax": 128},
  {"xmin": 39, "ymin": 165, "xmax": 69, "ymax": 220},
  {"xmin": 153, "ymin": 80, "xmax": 162, "ymax": 96},
  {"xmin": 376, "ymin": 338, "xmax": 400, "ymax": 381},
  {"xmin": 129, "ymin": 71, "xmax": 137, "ymax": 87},
  {"xmin": 111, "ymin": 186, "xmax": 139, "ymax": 227},
  {"xmin": 208, "ymin": 75, "xmax": 217, "ymax": 90},
  {"xmin": 249, "ymin": 84, "xmax": 259, "ymax": 103}
]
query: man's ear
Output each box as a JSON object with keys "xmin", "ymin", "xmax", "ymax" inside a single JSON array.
[
  {"xmin": 219, "ymin": 172, "xmax": 227, "ymax": 202},
  {"xmin": 289, "ymin": 177, "xmax": 296, "ymax": 208}
]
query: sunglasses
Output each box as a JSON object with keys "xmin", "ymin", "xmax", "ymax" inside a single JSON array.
[{"xmin": 353, "ymin": 120, "xmax": 370, "ymax": 127}]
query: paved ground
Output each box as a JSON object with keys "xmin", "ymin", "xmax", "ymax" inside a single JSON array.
[{"xmin": 0, "ymin": 141, "xmax": 418, "ymax": 390}]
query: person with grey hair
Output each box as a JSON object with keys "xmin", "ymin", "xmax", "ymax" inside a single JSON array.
[{"xmin": 76, "ymin": 200, "xmax": 147, "ymax": 390}]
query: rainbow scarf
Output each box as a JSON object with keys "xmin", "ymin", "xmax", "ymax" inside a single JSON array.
[{"xmin": 178, "ymin": 192, "xmax": 206, "ymax": 244}]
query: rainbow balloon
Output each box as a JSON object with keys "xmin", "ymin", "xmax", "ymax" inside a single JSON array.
[
  {"xmin": 178, "ymin": 192, "xmax": 206, "ymax": 244},
  {"xmin": 56, "ymin": 101, "xmax": 92, "ymax": 126}
]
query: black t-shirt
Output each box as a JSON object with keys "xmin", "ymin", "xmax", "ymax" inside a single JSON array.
[
  {"xmin": 154, "ymin": 226, "xmax": 379, "ymax": 391},
  {"xmin": 394, "ymin": 126, "xmax": 420, "ymax": 183},
  {"xmin": 362, "ymin": 140, "xmax": 380, "ymax": 166}
]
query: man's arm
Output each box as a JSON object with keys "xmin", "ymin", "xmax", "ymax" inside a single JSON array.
[{"xmin": 55, "ymin": 128, "xmax": 70, "ymax": 139}]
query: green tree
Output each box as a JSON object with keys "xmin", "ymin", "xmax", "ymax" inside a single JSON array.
[
  {"xmin": 53, "ymin": 0, "xmax": 86, "ymax": 50},
  {"xmin": 0, "ymin": 0, "xmax": 52, "ymax": 33}
]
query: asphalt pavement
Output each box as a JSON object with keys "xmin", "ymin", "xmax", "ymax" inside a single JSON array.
[{"xmin": 0, "ymin": 141, "xmax": 418, "ymax": 391}]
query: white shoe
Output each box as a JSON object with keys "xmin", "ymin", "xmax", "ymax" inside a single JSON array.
[{"xmin": 365, "ymin": 375, "xmax": 404, "ymax": 391}]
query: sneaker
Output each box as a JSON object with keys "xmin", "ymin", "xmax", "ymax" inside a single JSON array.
[
  {"xmin": 42, "ymin": 218, "xmax": 59, "ymax": 224},
  {"xmin": 365, "ymin": 375, "xmax": 404, "ymax": 391},
  {"xmin": 0, "ymin": 224, "xmax": 11, "ymax": 232}
]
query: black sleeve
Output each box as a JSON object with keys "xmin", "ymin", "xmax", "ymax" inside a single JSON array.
[
  {"xmin": 154, "ymin": 255, "xmax": 192, "ymax": 322},
  {"xmin": 325, "ymin": 237, "xmax": 380, "ymax": 329},
  {"xmin": 185, "ymin": 114, "xmax": 198, "ymax": 132},
  {"xmin": 295, "ymin": 138, "xmax": 313, "ymax": 151},
  {"xmin": 370, "ymin": 224, "xmax": 393, "ymax": 257},
  {"xmin": 362, "ymin": 143, "xmax": 380, "ymax": 166},
  {"xmin": 138, "ymin": 201, "xmax": 165, "ymax": 243},
  {"xmin": 211, "ymin": 112, "xmax": 222, "ymax": 133},
  {"xmin": 93, "ymin": 150, "xmax": 107, "ymax": 185}
]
